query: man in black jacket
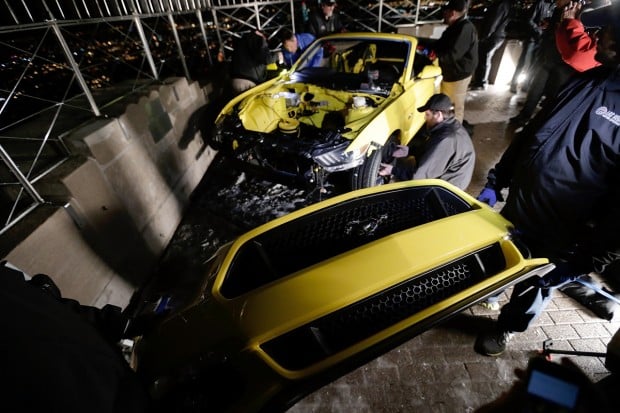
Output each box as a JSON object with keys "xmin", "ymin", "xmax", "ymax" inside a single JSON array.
[
  {"xmin": 432, "ymin": 0, "xmax": 479, "ymax": 122},
  {"xmin": 0, "ymin": 262, "xmax": 150, "ymax": 412},
  {"xmin": 306, "ymin": 0, "xmax": 345, "ymax": 38},
  {"xmin": 475, "ymin": 1, "xmax": 620, "ymax": 357},
  {"xmin": 470, "ymin": 0, "xmax": 513, "ymax": 90},
  {"xmin": 230, "ymin": 30, "xmax": 277, "ymax": 95},
  {"xmin": 378, "ymin": 93, "xmax": 475, "ymax": 191}
]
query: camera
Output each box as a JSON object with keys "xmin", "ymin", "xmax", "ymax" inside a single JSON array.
[{"xmin": 523, "ymin": 357, "xmax": 585, "ymax": 412}]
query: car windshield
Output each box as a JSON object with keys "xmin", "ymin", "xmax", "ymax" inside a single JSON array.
[{"xmin": 291, "ymin": 37, "xmax": 411, "ymax": 94}]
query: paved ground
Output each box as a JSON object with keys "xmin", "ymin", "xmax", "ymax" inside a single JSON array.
[{"xmin": 286, "ymin": 86, "xmax": 620, "ymax": 412}]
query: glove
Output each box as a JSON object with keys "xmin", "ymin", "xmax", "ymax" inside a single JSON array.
[
  {"xmin": 391, "ymin": 144, "xmax": 409, "ymax": 158},
  {"xmin": 416, "ymin": 45, "xmax": 436, "ymax": 61},
  {"xmin": 477, "ymin": 187, "xmax": 502, "ymax": 207},
  {"xmin": 379, "ymin": 163, "xmax": 393, "ymax": 176}
]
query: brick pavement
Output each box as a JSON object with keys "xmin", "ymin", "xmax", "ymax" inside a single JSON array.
[
  {"xmin": 289, "ymin": 288, "xmax": 619, "ymax": 413},
  {"xmin": 287, "ymin": 86, "xmax": 620, "ymax": 413}
]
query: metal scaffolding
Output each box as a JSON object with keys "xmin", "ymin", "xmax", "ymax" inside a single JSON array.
[{"xmin": 0, "ymin": 0, "xmax": 440, "ymax": 234}]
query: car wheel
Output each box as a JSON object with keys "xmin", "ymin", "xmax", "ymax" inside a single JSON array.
[{"xmin": 350, "ymin": 136, "xmax": 397, "ymax": 190}]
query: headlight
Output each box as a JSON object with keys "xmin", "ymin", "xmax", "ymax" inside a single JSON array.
[{"xmin": 312, "ymin": 141, "xmax": 366, "ymax": 172}]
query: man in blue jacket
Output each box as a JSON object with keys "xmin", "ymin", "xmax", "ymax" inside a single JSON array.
[
  {"xmin": 279, "ymin": 29, "xmax": 321, "ymax": 68},
  {"xmin": 475, "ymin": 1, "xmax": 620, "ymax": 356}
]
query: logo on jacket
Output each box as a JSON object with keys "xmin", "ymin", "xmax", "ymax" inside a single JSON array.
[{"xmin": 595, "ymin": 106, "xmax": 620, "ymax": 126}]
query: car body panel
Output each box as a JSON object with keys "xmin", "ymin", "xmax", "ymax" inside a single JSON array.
[
  {"xmin": 212, "ymin": 32, "xmax": 442, "ymax": 188},
  {"xmin": 130, "ymin": 180, "xmax": 550, "ymax": 412}
]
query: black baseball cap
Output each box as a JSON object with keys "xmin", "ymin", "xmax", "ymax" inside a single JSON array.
[
  {"xmin": 441, "ymin": 0, "xmax": 468, "ymax": 12},
  {"xmin": 417, "ymin": 93, "xmax": 454, "ymax": 112},
  {"xmin": 321, "ymin": 0, "xmax": 336, "ymax": 4}
]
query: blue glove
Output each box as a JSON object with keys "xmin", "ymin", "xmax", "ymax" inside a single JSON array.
[{"xmin": 477, "ymin": 187, "xmax": 500, "ymax": 207}]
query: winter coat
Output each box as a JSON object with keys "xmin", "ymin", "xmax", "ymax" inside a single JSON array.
[
  {"xmin": 493, "ymin": 66, "xmax": 620, "ymax": 272},
  {"xmin": 478, "ymin": 0, "xmax": 513, "ymax": 43},
  {"xmin": 306, "ymin": 10, "xmax": 344, "ymax": 37},
  {"xmin": 392, "ymin": 117, "xmax": 475, "ymax": 190},
  {"xmin": 282, "ymin": 33, "xmax": 320, "ymax": 67},
  {"xmin": 525, "ymin": 0, "xmax": 554, "ymax": 41},
  {"xmin": 230, "ymin": 32, "xmax": 276, "ymax": 84},
  {"xmin": 433, "ymin": 16, "xmax": 479, "ymax": 82}
]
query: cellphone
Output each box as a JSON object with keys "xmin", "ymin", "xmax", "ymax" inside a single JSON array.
[{"xmin": 522, "ymin": 357, "xmax": 584, "ymax": 412}]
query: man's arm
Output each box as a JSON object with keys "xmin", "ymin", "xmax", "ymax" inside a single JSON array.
[{"xmin": 555, "ymin": 4, "xmax": 600, "ymax": 72}]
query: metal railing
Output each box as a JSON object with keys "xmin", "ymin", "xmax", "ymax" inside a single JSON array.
[{"xmin": 0, "ymin": 0, "xmax": 439, "ymax": 235}]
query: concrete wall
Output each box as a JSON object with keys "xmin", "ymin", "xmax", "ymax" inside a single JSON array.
[{"xmin": 1, "ymin": 77, "xmax": 217, "ymax": 308}]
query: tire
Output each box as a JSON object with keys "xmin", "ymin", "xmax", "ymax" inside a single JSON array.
[{"xmin": 350, "ymin": 135, "xmax": 398, "ymax": 190}]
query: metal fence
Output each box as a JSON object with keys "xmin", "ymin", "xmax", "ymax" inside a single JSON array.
[{"xmin": 0, "ymin": 0, "xmax": 440, "ymax": 235}]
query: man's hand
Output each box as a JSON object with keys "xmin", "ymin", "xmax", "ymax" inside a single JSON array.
[
  {"xmin": 391, "ymin": 144, "xmax": 409, "ymax": 158},
  {"xmin": 562, "ymin": 1, "xmax": 582, "ymax": 21},
  {"xmin": 477, "ymin": 187, "xmax": 502, "ymax": 207},
  {"xmin": 379, "ymin": 163, "xmax": 393, "ymax": 176},
  {"xmin": 416, "ymin": 45, "xmax": 436, "ymax": 61}
]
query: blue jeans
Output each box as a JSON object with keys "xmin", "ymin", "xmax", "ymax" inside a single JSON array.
[{"xmin": 497, "ymin": 271, "xmax": 585, "ymax": 333}]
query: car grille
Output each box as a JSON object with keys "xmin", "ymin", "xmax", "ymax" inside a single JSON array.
[
  {"xmin": 220, "ymin": 185, "xmax": 472, "ymax": 298},
  {"xmin": 261, "ymin": 242, "xmax": 505, "ymax": 371}
]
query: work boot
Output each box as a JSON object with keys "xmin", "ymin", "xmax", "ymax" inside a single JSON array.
[{"xmin": 475, "ymin": 329, "xmax": 514, "ymax": 356}]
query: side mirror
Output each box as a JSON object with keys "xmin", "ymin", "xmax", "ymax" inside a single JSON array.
[{"xmin": 417, "ymin": 65, "xmax": 441, "ymax": 79}]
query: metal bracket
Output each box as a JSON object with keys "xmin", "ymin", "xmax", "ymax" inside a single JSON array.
[{"xmin": 542, "ymin": 339, "xmax": 606, "ymax": 358}]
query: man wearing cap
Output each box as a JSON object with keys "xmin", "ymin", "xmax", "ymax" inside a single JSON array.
[
  {"xmin": 431, "ymin": 0, "xmax": 478, "ymax": 122},
  {"xmin": 474, "ymin": 0, "xmax": 620, "ymax": 357},
  {"xmin": 378, "ymin": 93, "xmax": 475, "ymax": 191},
  {"xmin": 306, "ymin": 0, "xmax": 346, "ymax": 38}
]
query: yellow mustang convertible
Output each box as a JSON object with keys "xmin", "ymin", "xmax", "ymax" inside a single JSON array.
[
  {"xmin": 128, "ymin": 180, "xmax": 551, "ymax": 413},
  {"xmin": 210, "ymin": 32, "xmax": 442, "ymax": 191}
]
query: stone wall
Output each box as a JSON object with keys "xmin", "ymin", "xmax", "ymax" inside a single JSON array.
[{"xmin": 1, "ymin": 77, "xmax": 216, "ymax": 308}]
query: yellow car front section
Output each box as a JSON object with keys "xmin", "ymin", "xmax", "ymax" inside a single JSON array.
[{"xmin": 133, "ymin": 180, "xmax": 549, "ymax": 413}]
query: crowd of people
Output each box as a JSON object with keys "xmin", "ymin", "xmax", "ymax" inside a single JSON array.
[
  {"xmin": 228, "ymin": 0, "xmax": 620, "ymax": 389},
  {"xmin": 12, "ymin": 1, "xmax": 619, "ymax": 411}
]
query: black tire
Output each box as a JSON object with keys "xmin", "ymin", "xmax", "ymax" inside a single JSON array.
[{"xmin": 349, "ymin": 136, "xmax": 398, "ymax": 190}]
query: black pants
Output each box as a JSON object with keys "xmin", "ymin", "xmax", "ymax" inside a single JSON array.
[
  {"xmin": 516, "ymin": 61, "xmax": 575, "ymax": 120},
  {"xmin": 472, "ymin": 37, "xmax": 506, "ymax": 87},
  {"xmin": 510, "ymin": 39, "xmax": 539, "ymax": 89}
]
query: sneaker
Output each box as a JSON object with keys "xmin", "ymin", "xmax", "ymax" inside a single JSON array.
[
  {"xmin": 475, "ymin": 330, "xmax": 514, "ymax": 356},
  {"xmin": 479, "ymin": 300, "xmax": 500, "ymax": 311},
  {"xmin": 469, "ymin": 83, "xmax": 485, "ymax": 91}
]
